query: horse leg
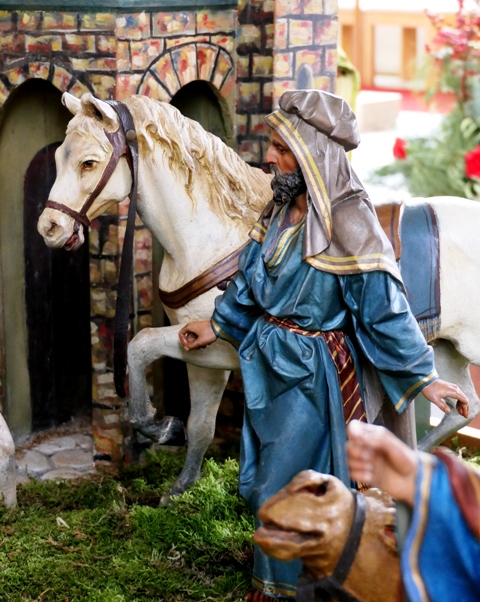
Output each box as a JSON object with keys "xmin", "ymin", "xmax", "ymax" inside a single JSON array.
[
  {"xmin": 127, "ymin": 324, "xmax": 238, "ymax": 443},
  {"xmin": 160, "ymin": 364, "xmax": 230, "ymax": 505},
  {"xmin": 418, "ymin": 339, "xmax": 480, "ymax": 451}
]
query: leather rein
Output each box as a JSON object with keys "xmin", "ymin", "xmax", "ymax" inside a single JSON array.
[
  {"xmin": 46, "ymin": 100, "xmax": 139, "ymax": 398},
  {"xmin": 296, "ymin": 490, "xmax": 367, "ymax": 602}
]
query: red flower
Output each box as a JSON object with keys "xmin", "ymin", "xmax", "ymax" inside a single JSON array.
[
  {"xmin": 393, "ymin": 138, "xmax": 407, "ymax": 160},
  {"xmin": 465, "ymin": 145, "xmax": 480, "ymax": 178}
]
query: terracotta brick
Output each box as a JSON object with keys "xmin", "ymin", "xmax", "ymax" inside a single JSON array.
[
  {"xmin": 237, "ymin": 24, "xmax": 262, "ymax": 50},
  {"xmin": 238, "ymin": 139, "xmax": 261, "ymax": 164},
  {"xmin": 116, "ymin": 41, "xmax": 130, "ymax": 71},
  {"xmin": 197, "ymin": 10, "xmax": 235, "ymax": 34},
  {"xmin": 97, "ymin": 35, "xmax": 117, "ymax": 54},
  {"xmin": 65, "ymin": 34, "xmax": 93, "ymax": 53},
  {"xmin": 69, "ymin": 80, "xmax": 91, "ymax": 97},
  {"xmin": 42, "ymin": 13, "xmax": 77, "ymax": 31},
  {"xmin": 236, "ymin": 113, "xmax": 248, "ymax": 136},
  {"xmin": 26, "ymin": 34, "xmax": 62, "ymax": 53},
  {"xmin": 274, "ymin": 19, "xmax": 288, "ymax": 50},
  {"xmin": 87, "ymin": 58, "xmax": 116, "ymax": 71},
  {"xmin": 172, "ymin": 43, "xmax": 197, "ymax": 87},
  {"xmin": 324, "ymin": 0, "xmax": 338, "ymax": 15},
  {"xmin": 275, "ymin": 0, "xmax": 302, "ymax": 18},
  {"xmin": 252, "ymin": 54, "xmax": 273, "ymax": 77},
  {"xmin": 212, "ymin": 50, "xmax": 233, "ymax": 89},
  {"xmin": 52, "ymin": 65, "xmax": 72, "ymax": 91},
  {"xmin": 137, "ymin": 73, "xmax": 171, "ymax": 102},
  {"xmin": 115, "ymin": 13, "xmax": 150, "ymax": 40},
  {"xmin": 166, "ymin": 35, "xmax": 208, "ymax": 49},
  {"xmin": 81, "ymin": 13, "xmax": 116, "ymax": 32},
  {"xmin": 90, "ymin": 74, "xmax": 116, "ymax": 99},
  {"xmin": 274, "ymin": 52, "xmax": 293, "ymax": 78},
  {"xmin": 289, "ymin": 19, "xmax": 313, "ymax": 47},
  {"xmin": 314, "ymin": 18, "xmax": 338, "ymax": 46},
  {"xmin": 237, "ymin": 55, "xmax": 250, "ymax": 78},
  {"xmin": 151, "ymin": 54, "xmax": 180, "ymax": 95},
  {"xmin": 211, "ymin": 34, "xmax": 234, "ymax": 54},
  {"xmin": 303, "ymin": 0, "xmax": 323, "ymax": 15},
  {"xmin": 152, "ymin": 11, "xmax": 195, "ymax": 37},
  {"xmin": 17, "ymin": 12, "xmax": 40, "ymax": 31},
  {"xmin": 197, "ymin": 43, "xmax": 218, "ymax": 81},
  {"xmin": 0, "ymin": 34, "xmax": 25, "ymax": 54},
  {"xmin": 131, "ymin": 40, "xmax": 163, "ymax": 70},
  {"xmin": 29, "ymin": 61, "xmax": 50, "ymax": 80},
  {"xmin": 237, "ymin": 82, "xmax": 260, "ymax": 111}
]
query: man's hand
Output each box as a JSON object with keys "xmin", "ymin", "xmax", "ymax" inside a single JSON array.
[
  {"xmin": 422, "ymin": 379, "xmax": 470, "ymax": 418},
  {"xmin": 179, "ymin": 320, "xmax": 217, "ymax": 351}
]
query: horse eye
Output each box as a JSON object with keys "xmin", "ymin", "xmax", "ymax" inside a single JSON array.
[{"xmin": 81, "ymin": 160, "xmax": 96, "ymax": 171}]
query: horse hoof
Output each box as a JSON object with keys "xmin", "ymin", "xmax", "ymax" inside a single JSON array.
[{"xmin": 133, "ymin": 416, "xmax": 186, "ymax": 446}]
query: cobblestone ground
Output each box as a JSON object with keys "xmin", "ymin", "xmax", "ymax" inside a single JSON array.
[{"xmin": 15, "ymin": 417, "xmax": 94, "ymax": 484}]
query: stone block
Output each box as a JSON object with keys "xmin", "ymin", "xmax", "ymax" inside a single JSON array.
[
  {"xmin": 64, "ymin": 34, "xmax": 93, "ymax": 53},
  {"xmin": 197, "ymin": 10, "xmax": 235, "ymax": 34},
  {"xmin": 90, "ymin": 259, "xmax": 102, "ymax": 284},
  {"xmin": 0, "ymin": 413, "xmax": 15, "ymax": 507},
  {"xmin": 151, "ymin": 54, "xmax": 180, "ymax": 96},
  {"xmin": 51, "ymin": 449, "xmax": 94, "ymax": 473},
  {"xmin": 197, "ymin": 43, "xmax": 218, "ymax": 81},
  {"xmin": 33, "ymin": 436, "xmax": 77, "ymax": 456},
  {"xmin": 91, "ymin": 289, "xmax": 107, "ymax": 316},
  {"xmin": 274, "ymin": 18, "xmax": 288, "ymax": 50},
  {"xmin": 89, "ymin": 227, "xmax": 100, "ymax": 254},
  {"xmin": 274, "ymin": 52, "xmax": 293, "ymax": 78},
  {"xmin": 115, "ymin": 13, "xmax": 150, "ymax": 40},
  {"xmin": 236, "ymin": 114, "xmax": 248, "ymax": 136},
  {"xmin": 29, "ymin": 61, "xmax": 50, "ymax": 80},
  {"xmin": 252, "ymin": 54, "xmax": 273, "ymax": 77},
  {"xmin": 101, "ymin": 259, "xmax": 117, "ymax": 285},
  {"xmin": 314, "ymin": 18, "xmax": 338, "ymax": 46},
  {"xmin": 131, "ymin": 40, "xmax": 163, "ymax": 71},
  {"xmin": 212, "ymin": 50, "xmax": 233, "ymax": 89},
  {"xmin": 52, "ymin": 65, "xmax": 73, "ymax": 91},
  {"xmin": 295, "ymin": 49, "xmax": 322, "ymax": 75},
  {"xmin": 87, "ymin": 58, "xmax": 116, "ymax": 71},
  {"xmin": 136, "ymin": 275, "xmax": 153, "ymax": 311},
  {"xmin": 72, "ymin": 434, "xmax": 94, "ymax": 451},
  {"xmin": 116, "ymin": 41, "xmax": 131, "ymax": 71},
  {"xmin": 0, "ymin": 34, "xmax": 25, "ymax": 54},
  {"xmin": 324, "ymin": 0, "xmax": 338, "ymax": 15},
  {"xmin": 238, "ymin": 140, "xmax": 261, "ymax": 164},
  {"xmin": 17, "ymin": 12, "xmax": 39, "ymax": 31},
  {"xmin": 68, "ymin": 80, "xmax": 91, "ymax": 98},
  {"xmin": 220, "ymin": 72, "xmax": 236, "ymax": 98},
  {"xmin": 237, "ymin": 55, "xmax": 250, "ymax": 79},
  {"xmin": 172, "ymin": 44, "xmax": 197, "ymax": 87},
  {"xmin": 26, "ymin": 34, "xmax": 62, "ymax": 53},
  {"xmin": 97, "ymin": 35, "xmax": 117, "ymax": 54},
  {"xmin": 138, "ymin": 314, "xmax": 152, "ymax": 328},
  {"xmin": 40, "ymin": 469, "xmax": 84, "ymax": 481},
  {"xmin": 237, "ymin": 82, "xmax": 260, "ymax": 112},
  {"xmin": 90, "ymin": 74, "xmax": 116, "ymax": 99},
  {"xmin": 265, "ymin": 23, "xmax": 275, "ymax": 49},
  {"xmin": 116, "ymin": 74, "xmax": 143, "ymax": 100},
  {"xmin": 250, "ymin": 114, "xmax": 271, "ymax": 136},
  {"xmin": 16, "ymin": 450, "xmax": 52, "ymax": 478},
  {"xmin": 303, "ymin": 0, "xmax": 323, "ymax": 15},
  {"xmin": 263, "ymin": 81, "xmax": 273, "ymax": 111},
  {"xmin": 289, "ymin": 20, "xmax": 313, "ymax": 47},
  {"xmin": 313, "ymin": 75, "xmax": 332, "ymax": 90},
  {"xmin": 273, "ymin": 79, "xmax": 296, "ymax": 106},
  {"xmin": 152, "ymin": 11, "xmax": 195, "ymax": 37},
  {"xmin": 106, "ymin": 291, "xmax": 117, "ymax": 318},
  {"xmin": 325, "ymin": 47, "xmax": 337, "ymax": 73},
  {"xmin": 275, "ymin": 0, "xmax": 302, "ymax": 18},
  {"xmin": 236, "ymin": 24, "xmax": 261, "ymax": 52},
  {"xmin": 0, "ymin": 81, "xmax": 5, "ymax": 107},
  {"xmin": 6, "ymin": 66, "xmax": 27, "ymax": 87},
  {"xmin": 71, "ymin": 58, "xmax": 91, "ymax": 71},
  {"xmin": 263, "ymin": 0, "xmax": 275, "ymax": 12},
  {"xmin": 42, "ymin": 12, "xmax": 77, "ymax": 31},
  {"xmin": 81, "ymin": 13, "xmax": 116, "ymax": 32},
  {"xmin": 166, "ymin": 35, "xmax": 208, "ymax": 49},
  {"xmin": 211, "ymin": 34, "xmax": 234, "ymax": 54}
]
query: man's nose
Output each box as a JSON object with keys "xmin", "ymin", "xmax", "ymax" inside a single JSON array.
[{"xmin": 265, "ymin": 145, "xmax": 276, "ymax": 164}]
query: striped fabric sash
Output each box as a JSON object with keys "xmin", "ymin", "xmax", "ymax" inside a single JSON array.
[{"xmin": 265, "ymin": 314, "xmax": 367, "ymax": 425}]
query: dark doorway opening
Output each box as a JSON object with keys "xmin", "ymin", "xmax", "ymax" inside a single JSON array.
[{"xmin": 24, "ymin": 143, "xmax": 92, "ymax": 431}]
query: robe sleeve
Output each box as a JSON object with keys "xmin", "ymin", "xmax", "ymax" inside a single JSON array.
[
  {"xmin": 210, "ymin": 240, "xmax": 263, "ymax": 349},
  {"xmin": 339, "ymin": 271, "xmax": 438, "ymax": 413}
]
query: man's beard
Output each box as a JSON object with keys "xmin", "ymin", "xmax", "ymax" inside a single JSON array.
[{"xmin": 270, "ymin": 166, "xmax": 307, "ymax": 206}]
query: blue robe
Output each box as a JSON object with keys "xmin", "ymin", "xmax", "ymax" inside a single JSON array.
[
  {"xmin": 211, "ymin": 208, "xmax": 437, "ymax": 598},
  {"xmin": 402, "ymin": 451, "xmax": 480, "ymax": 602}
]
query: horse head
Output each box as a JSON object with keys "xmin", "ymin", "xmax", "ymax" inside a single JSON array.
[
  {"xmin": 38, "ymin": 93, "xmax": 133, "ymax": 251},
  {"xmin": 255, "ymin": 470, "xmax": 400, "ymax": 602}
]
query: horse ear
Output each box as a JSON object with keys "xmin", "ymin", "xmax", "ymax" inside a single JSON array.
[
  {"xmin": 62, "ymin": 92, "xmax": 82, "ymax": 115},
  {"xmin": 79, "ymin": 93, "xmax": 120, "ymax": 130}
]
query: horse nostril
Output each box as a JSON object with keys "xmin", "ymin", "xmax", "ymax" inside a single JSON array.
[{"xmin": 46, "ymin": 221, "xmax": 57, "ymax": 236}]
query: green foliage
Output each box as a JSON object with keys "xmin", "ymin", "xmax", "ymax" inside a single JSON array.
[{"xmin": 0, "ymin": 452, "xmax": 253, "ymax": 601}]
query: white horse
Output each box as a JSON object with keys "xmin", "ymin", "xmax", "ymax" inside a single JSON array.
[{"xmin": 38, "ymin": 93, "xmax": 480, "ymax": 502}]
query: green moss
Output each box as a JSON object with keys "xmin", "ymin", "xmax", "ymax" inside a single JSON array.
[{"xmin": 0, "ymin": 452, "xmax": 253, "ymax": 601}]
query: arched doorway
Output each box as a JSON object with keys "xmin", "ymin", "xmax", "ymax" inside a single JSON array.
[
  {"xmin": 0, "ymin": 79, "xmax": 91, "ymax": 438},
  {"xmin": 151, "ymin": 80, "xmax": 233, "ymax": 423}
]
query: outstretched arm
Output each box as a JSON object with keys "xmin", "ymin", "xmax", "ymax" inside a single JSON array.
[
  {"xmin": 422, "ymin": 379, "xmax": 469, "ymax": 418},
  {"xmin": 179, "ymin": 320, "xmax": 217, "ymax": 351}
]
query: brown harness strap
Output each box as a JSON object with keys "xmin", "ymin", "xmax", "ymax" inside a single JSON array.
[{"xmin": 159, "ymin": 242, "xmax": 249, "ymax": 309}]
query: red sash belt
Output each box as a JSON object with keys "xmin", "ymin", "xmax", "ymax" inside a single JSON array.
[{"xmin": 264, "ymin": 313, "xmax": 367, "ymax": 425}]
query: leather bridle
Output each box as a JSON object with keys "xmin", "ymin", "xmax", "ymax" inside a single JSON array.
[
  {"xmin": 46, "ymin": 100, "xmax": 139, "ymax": 398},
  {"xmin": 296, "ymin": 490, "xmax": 367, "ymax": 602}
]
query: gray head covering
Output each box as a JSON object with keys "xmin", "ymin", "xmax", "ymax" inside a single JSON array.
[{"xmin": 251, "ymin": 89, "xmax": 402, "ymax": 283}]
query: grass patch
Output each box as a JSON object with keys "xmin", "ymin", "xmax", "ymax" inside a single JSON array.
[{"xmin": 0, "ymin": 451, "xmax": 254, "ymax": 601}]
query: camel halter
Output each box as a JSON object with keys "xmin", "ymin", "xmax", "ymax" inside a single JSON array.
[
  {"xmin": 46, "ymin": 100, "xmax": 139, "ymax": 398},
  {"xmin": 295, "ymin": 490, "xmax": 367, "ymax": 602}
]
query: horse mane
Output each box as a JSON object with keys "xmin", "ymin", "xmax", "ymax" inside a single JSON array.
[{"xmin": 122, "ymin": 95, "xmax": 272, "ymax": 222}]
